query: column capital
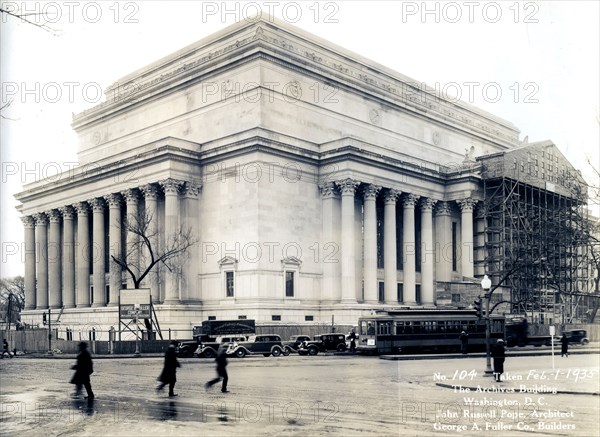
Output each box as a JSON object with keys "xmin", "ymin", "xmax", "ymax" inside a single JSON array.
[
  {"xmin": 74, "ymin": 202, "xmax": 89, "ymax": 216},
  {"xmin": 60, "ymin": 206, "xmax": 75, "ymax": 220},
  {"xmin": 21, "ymin": 215, "xmax": 35, "ymax": 228},
  {"xmin": 141, "ymin": 183, "xmax": 160, "ymax": 200},
  {"xmin": 383, "ymin": 188, "xmax": 402, "ymax": 204},
  {"xmin": 457, "ymin": 198, "xmax": 478, "ymax": 212},
  {"xmin": 88, "ymin": 197, "xmax": 106, "ymax": 212},
  {"xmin": 48, "ymin": 209, "xmax": 62, "ymax": 223},
  {"xmin": 183, "ymin": 181, "xmax": 202, "ymax": 197},
  {"xmin": 104, "ymin": 193, "xmax": 123, "ymax": 208},
  {"xmin": 160, "ymin": 178, "xmax": 184, "ymax": 194},
  {"xmin": 34, "ymin": 212, "xmax": 48, "ymax": 225},
  {"xmin": 319, "ymin": 181, "xmax": 339, "ymax": 199},
  {"xmin": 420, "ymin": 198, "xmax": 438, "ymax": 211},
  {"xmin": 402, "ymin": 193, "xmax": 420, "ymax": 208},
  {"xmin": 362, "ymin": 184, "xmax": 381, "ymax": 200},
  {"xmin": 122, "ymin": 188, "xmax": 140, "ymax": 203},
  {"xmin": 335, "ymin": 178, "xmax": 360, "ymax": 195},
  {"xmin": 435, "ymin": 201, "xmax": 452, "ymax": 216}
]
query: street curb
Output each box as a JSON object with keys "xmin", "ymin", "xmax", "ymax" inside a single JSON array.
[
  {"xmin": 435, "ymin": 382, "xmax": 599, "ymax": 396},
  {"xmin": 379, "ymin": 349, "xmax": 600, "ymax": 360}
]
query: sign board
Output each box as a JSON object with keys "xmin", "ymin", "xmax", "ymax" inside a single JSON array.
[
  {"xmin": 200, "ymin": 319, "xmax": 256, "ymax": 336},
  {"xmin": 119, "ymin": 289, "xmax": 151, "ymax": 319},
  {"xmin": 549, "ymin": 325, "xmax": 556, "ymax": 336}
]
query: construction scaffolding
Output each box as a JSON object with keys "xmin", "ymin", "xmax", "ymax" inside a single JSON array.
[{"xmin": 477, "ymin": 142, "xmax": 593, "ymax": 325}]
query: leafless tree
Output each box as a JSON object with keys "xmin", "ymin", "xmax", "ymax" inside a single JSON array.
[
  {"xmin": 0, "ymin": 276, "xmax": 25, "ymax": 323},
  {"xmin": 111, "ymin": 211, "xmax": 198, "ymax": 289},
  {"xmin": 0, "ymin": 3, "xmax": 60, "ymax": 35}
]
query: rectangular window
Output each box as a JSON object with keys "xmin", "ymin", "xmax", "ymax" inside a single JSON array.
[
  {"xmin": 238, "ymin": 315, "xmax": 247, "ymax": 320},
  {"xmin": 208, "ymin": 316, "xmax": 216, "ymax": 321},
  {"xmin": 378, "ymin": 282, "xmax": 385, "ymax": 302},
  {"xmin": 451, "ymin": 293, "xmax": 461, "ymax": 303},
  {"xmin": 285, "ymin": 271, "xmax": 294, "ymax": 297},
  {"xmin": 415, "ymin": 284, "xmax": 421, "ymax": 304},
  {"xmin": 272, "ymin": 315, "xmax": 281, "ymax": 321},
  {"xmin": 305, "ymin": 315, "xmax": 314, "ymax": 321},
  {"xmin": 226, "ymin": 271, "xmax": 234, "ymax": 297},
  {"xmin": 397, "ymin": 283, "xmax": 403, "ymax": 303},
  {"xmin": 452, "ymin": 222, "xmax": 457, "ymax": 271}
]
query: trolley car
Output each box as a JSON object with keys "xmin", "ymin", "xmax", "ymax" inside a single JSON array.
[{"xmin": 356, "ymin": 309, "xmax": 505, "ymax": 354}]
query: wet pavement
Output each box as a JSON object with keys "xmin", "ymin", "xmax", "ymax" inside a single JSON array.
[{"xmin": 1, "ymin": 352, "xmax": 598, "ymax": 436}]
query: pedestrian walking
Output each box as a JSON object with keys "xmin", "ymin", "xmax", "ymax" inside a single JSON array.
[
  {"xmin": 157, "ymin": 341, "xmax": 181, "ymax": 397},
  {"xmin": 560, "ymin": 333, "xmax": 569, "ymax": 357},
  {"xmin": 491, "ymin": 339, "xmax": 506, "ymax": 383},
  {"xmin": 70, "ymin": 342, "xmax": 95, "ymax": 399},
  {"xmin": 205, "ymin": 345, "xmax": 229, "ymax": 393},
  {"xmin": 459, "ymin": 331, "xmax": 469, "ymax": 354},
  {"xmin": 2, "ymin": 339, "xmax": 12, "ymax": 358},
  {"xmin": 349, "ymin": 329, "xmax": 357, "ymax": 353}
]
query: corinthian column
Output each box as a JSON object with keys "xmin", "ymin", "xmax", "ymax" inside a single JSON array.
[
  {"xmin": 160, "ymin": 178, "xmax": 183, "ymax": 304},
  {"xmin": 363, "ymin": 184, "xmax": 381, "ymax": 303},
  {"xmin": 336, "ymin": 178, "xmax": 360, "ymax": 303},
  {"xmin": 384, "ymin": 189, "xmax": 401, "ymax": 304},
  {"xmin": 34, "ymin": 213, "xmax": 48, "ymax": 309},
  {"xmin": 182, "ymin": 182, "xmax": 201, "ymax": 302},
  {"xmin": 435, "ymin": 202, "xmax": 453, "ymax": 283},
  {"xmin": 457, "ymin": 198, "xmax": 478, "ymax": 279},
  {"xmin": 320, "ymin": 182, "xmax": 341, "ymax": 302},
  {"xmin": 21, "ymin": 216, "xmax": 36, "ymax": 310},
  {"xmin": 61, "ymin": 206, "xmax": 76, "ymax": 309},
  {"xmin": 402, "ymin": 194, "xmax": 420, "ymax": 305},
  {"xmin": 48, "ymin": 209, "xmax": 62, "ymax": 309},
  {"xmin": 105, "ymin": 193, "xmax": 122, "ymax": 306},
  {"xmin": 89, "ymin": 198, "xmax": 106, "ymax": 307},
  {"xmin": 123, "ymin": 189, "xmax": 140, "ymax": 289},
  {"xmin": 75, "ymin": 202, "xmax": 90, "ymax": 307},
  {"xmin": 141, "ymin": 184, "xmax": 160, "ymax": 302},
  {"xmin": 420, "ymin": 198, "xmax": 437, "ymax": 305}
]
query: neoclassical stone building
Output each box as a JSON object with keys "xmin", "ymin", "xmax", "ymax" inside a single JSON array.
[{"xmin": 17, "ymin": 16, "xmax": 578, "ymax": 334}]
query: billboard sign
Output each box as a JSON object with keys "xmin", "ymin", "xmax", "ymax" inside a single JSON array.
[{"xmin": 119, "ymin": 289, "xmax": 151, "ymax": 320}]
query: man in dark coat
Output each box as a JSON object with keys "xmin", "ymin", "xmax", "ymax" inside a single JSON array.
[
  {"xmin": 349, "ymin": 329, "xmax": 357, "ymax": 353},
  {"xmin": 491, "ymin": 339, "xmax": 506, "ymax": 383},
  {"xmin": 560, "ymin": 333, "xmax": 569, "ymax": 357},
  {"xmin": 2, "ymin": 339, "xmax": 12, "ymax": 358},
  {"xmin": 205, "ymin": 345, "xmax": 229, "ymax": 393},
  {"xmin": 459, "ymin": 331, "xmax": 469, "ymax": 354},
  {"xmin": 157, "ymin": 341, "xmax": 181, "ymax": 397},
  {"xmin": 70, "ymin": 342, "xmax": 94, "ymax": 399}
]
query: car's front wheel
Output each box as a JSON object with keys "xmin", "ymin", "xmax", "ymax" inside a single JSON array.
[
  {"xmin": 271, "ymin": 347, "xmax": 282, "ymax": 357},
  {"xmin": 582, "ymin": 339, "xmax": 590, "ymax": 345},
  {"xmin": 203, "ymin": 349, "xmax": 216, "ymax": 359},
  {"xmin": 235, "ymin": 349, "xmax": 246, "ymax": 358},
  {"xmin": 307, "ymin": 346, "xmax": 318, "ymax": 356},
  {"xmin": 337, "ymin": 344, "xmax": 347, "ymax": 352},
  {"xmin": 282, "ymin": 347, "xmax": 291, "ymax": 356}
]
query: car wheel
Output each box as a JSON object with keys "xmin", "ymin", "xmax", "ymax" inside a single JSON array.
[
  {"xmin": 282, "ymin": 348, "xmax": 290, "ymax": 356},
  {"xmin": 204, "ymin": 349, "xmax": 216, "ymax": 359},
  {"xmin": 271, "ymin": 347, "xmax": 282, "ymax": 357},
  {"xmin": 337, "ymin": 344, "xmax": 346, "ymax": 352},
  {"xmin": 308, "ymin": 347, "xmax": 318, "ymax": 356},
  {"xmin": 582, "ymin": 339, "xmax": 589, "ymax": 345},
  {"xmin": 235, "ymin": 349, "xmax": 246, "ymax": 358}
]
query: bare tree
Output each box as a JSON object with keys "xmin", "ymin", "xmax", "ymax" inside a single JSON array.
[
  {"xmin": 111, "ymin": 211, "xmax": 198, "ymax": 289},
  {"xmin": 0, "ymin": 276, "xmax": 25, "ymax": 323},
  {"xmin": 0, "ymin": 3, "xmax": 60, "ymax": 35}
]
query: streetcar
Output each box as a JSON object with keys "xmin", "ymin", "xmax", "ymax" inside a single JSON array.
[{"xmin": 356, "ymin": 309, "xmax": 505, "ymax": 354}]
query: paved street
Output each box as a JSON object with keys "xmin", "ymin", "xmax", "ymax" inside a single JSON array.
[{"xmin": 1, "ymin": 352, "xmax": 598, "ymax": 436}]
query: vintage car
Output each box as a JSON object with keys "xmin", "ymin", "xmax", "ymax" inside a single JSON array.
[
  {"xmin": 556, "ymin": 329, "xmax": 590, "ymax": 345},
  {"xmin": 226, "ymin": 335, "xmax": 285, "ymax": 358},
  {"xmin": 176, "ymin": 339, "xmax": 200, "ymax": 358},
  {"xmin": 297, "ymin": 333, "xmax": 347, "ymax": 356},
  {"xmin": 282, "ymin": 335, "xmax": 312, "ymax": 355},
  {"xmin": 194, "ymin": 335, "xmax": 249, "ymax": 358}
]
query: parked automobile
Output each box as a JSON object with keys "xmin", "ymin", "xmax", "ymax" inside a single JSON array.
[
  {"xmin": 176, "ymin": 339, "xmax": 200, "ymax": 358},
  {"xmin": 297, "ymin": 333, "xmax": 347, "ymax": 356},
  {"xmin": 282, "ymin": 335, "xmax": 312, "ymax": 355},
  {"xmin": 194, "ymin": 335, "xmax": 249, "ymax": 358},
  {"xmin": 552, "ymin": 329, "xmax": 590, "ymax": 345},
  {"xmin": 227, "ymin": 335, "xmax": 285, "ymax": 358}
]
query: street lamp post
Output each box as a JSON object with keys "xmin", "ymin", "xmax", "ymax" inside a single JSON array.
[
  {"xmin": 134, "ymin": 310, "xmax": 141, "ymax": 357},
  {"xmin": 481, "ymin": 274, "xmax": 493, "ymax": 375}
]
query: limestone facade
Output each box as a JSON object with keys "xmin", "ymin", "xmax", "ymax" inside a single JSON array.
[{"xmin": 15, "ymin": 16, "xmax": 527, "ymax": 332}]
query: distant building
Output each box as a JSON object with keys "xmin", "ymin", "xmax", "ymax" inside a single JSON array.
[{"xmin": 15, "ymin": 16, "xmax": 591, "ymax": 335}]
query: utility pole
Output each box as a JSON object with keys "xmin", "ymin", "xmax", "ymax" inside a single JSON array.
[{"xmin": 47, "ymin": 308, "xmax": 53, "ymax": 356}]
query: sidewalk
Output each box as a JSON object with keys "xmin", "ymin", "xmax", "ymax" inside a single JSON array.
[{"xmin": 380, "ymin": 347, "xmax": 600, "ymax": 361}]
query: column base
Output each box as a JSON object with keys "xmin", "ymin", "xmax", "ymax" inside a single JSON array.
[
  {"xmin": 402, "ymin": 301, "xmax": 417, "ymax": 306},
  {"xmin": 63, "ymin": 305, "xmax": 76, "ymax": 309},
  {"xmin": 339, "ymin": 299, "xmax": 358, "ymax": 304},
  {"xmin": 36, "ymin": 306, "xmax": 49, "ymax": 310},
  {"xmin": 107, "ymin": 302, "xmax": 119, "ymax": 307},
  {"xmin": 91, "ymin": 303, "xmax": 105, "ymax": 308},
  {"xmin": 77, "ymin": 304, "xmax": 91, "ymax": 308},
  {"xmin": 25, "ymin": 305, "xmax": 36, "ymax": 310},
  {"xmin": 162, "ymin": 299, "xmax": 180, "ymax": 305},
  {"xmin": 49, "ymin": 305, "xmax": 62, "ymax": 309}
]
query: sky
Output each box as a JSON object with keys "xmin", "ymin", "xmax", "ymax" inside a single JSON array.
[{"xmin": 1, "ymin": 0, "xmax": 599, "ymax": 277}]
